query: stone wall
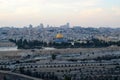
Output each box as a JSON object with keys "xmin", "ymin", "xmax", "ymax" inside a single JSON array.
[{"xmin": 0, "ymin": 41, "xmax": 16, "ymax": 47}]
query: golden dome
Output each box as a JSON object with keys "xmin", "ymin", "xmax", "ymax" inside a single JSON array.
[{"xmin": 56, "ymin": 33, "xmax": 63, "ymax": 38}]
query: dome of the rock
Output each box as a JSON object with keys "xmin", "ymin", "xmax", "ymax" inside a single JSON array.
[{"xmin": 56, "ymin": 33, "xmax": 63, "ymax": 39}]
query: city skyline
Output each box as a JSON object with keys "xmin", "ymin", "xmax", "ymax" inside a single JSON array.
[{"xmin": 0, "ymin": 0, "xmax": 120, "ymax": 28}]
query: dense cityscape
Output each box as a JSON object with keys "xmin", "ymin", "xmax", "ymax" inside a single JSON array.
[
  {"xmin": 0, "ymin": 23, "xmax": 120, "ymax": 80},
  {"xmin": 0, "ymin": 23, "xmax": 120, "ymax": 42}
]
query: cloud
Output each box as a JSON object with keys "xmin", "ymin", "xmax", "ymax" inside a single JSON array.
[
  {"xmin": 0, "ymin": 0, "xmax": 120, "ymax": 27},
  {"xmin": 0, "ymin": 0, "xmax": 101, "ymax": 17},
  {"xmin": 112, "ymin": 7, "xmax": 120, "ymax": 15}
]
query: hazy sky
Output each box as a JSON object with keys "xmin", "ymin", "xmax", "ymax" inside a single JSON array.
[{"xmin": 0, "ymin": 0, "xmax": 120, "ymax": 27}]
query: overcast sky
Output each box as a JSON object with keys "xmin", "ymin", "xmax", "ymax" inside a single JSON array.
[{"xmin": 0, "ymin": 0, "xmax": 120, "ymax": 27}]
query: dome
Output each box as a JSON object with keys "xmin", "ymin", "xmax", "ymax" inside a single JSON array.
[{"xmin": 56, "ymin": 33, "xmax": 63, "ymax": 39}]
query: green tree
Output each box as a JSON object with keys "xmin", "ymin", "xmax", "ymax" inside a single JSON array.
[
  {"xmin": 64, "ymin": 75, "xmax": 71, "ymax": 80},
  {"xmin": 51, "ymin": 54, "xmax": 57, "ymax": 60},
  {"xmin": 3, "ymin": 76, "xmax": 7, "ymax": 80}
]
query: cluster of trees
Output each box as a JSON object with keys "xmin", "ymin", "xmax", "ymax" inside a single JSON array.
[
  {"xmin": 9, "ymin": 39, "xmax": 46, "ymax": 49},
  {"xmin": 74, "ymin": 39, "xmax": 120, "ymax": 48},
  {"xmin": 9, "ymin": 39, "xmax": 73, "ymax": 49},
  {"xmin": 9, "ymin": 38, "xmax": 120, "ymax": 49}
]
